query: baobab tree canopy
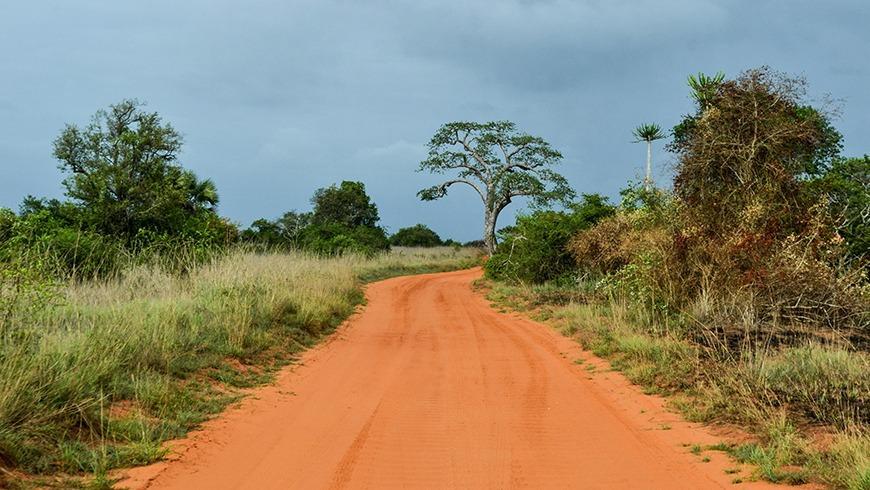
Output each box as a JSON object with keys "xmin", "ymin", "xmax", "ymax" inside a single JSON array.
[{"xmin": 417, "ymin": 121, "xmax": 574, "ymax": 253}]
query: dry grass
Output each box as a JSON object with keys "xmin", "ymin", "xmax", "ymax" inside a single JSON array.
[
  {"xmin": 0, "ymin": 247, "xmax": 480, "ymax": 484},
  {"xmin": 488, "ymin": 280, "xmax": 869, "ymax": 489}
]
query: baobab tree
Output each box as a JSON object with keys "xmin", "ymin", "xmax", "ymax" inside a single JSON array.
[
  {"xmin": 632, "ymin": 123, "xmax": 666, "ymax": 191},
  {"xmin": 417, "ymin": 121, "xmax": 574, "ymax": 254}
]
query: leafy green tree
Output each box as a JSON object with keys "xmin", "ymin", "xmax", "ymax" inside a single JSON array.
[
  {"xmin": 418, "ymin": 121, "xmax": 574, "ymax": 254},
  {"xmin": 390, "ymin": 224, "xmax": 443, "ymax": 247},
  {"xmin": 275, "ymin": 211, "xmax": 312, "ymax": 246},
  {"xmin": 311, "ymin": 181, "xmax": 380, "ymax": 228},
  {"xmin": 242, "ymin": 211, "xmax": 311, "ymax": 249},
  {"xmin": 485, "ymin": 194, "xmax": 615, "ymax": 283},
  {"xmin": 809, "ymin": 156, "xmax": 869, "ymax": 261},
  {"xmin": 52, "ymin": 99, "xmax": 220, "ymax": 239},
  {"xmin": 242, "ymin": 218, "xmax": 283, "ymax": 246},
  {"xmin": 301, "ymin": 181, "xmax": 388, "ymax": 254},
  {"xmin": 632, "ymin": 123, "xmax": 666, "ymax": 191}
]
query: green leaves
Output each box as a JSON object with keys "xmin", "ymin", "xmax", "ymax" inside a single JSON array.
[
  {"xmin": 632, "ymin": 123, "xmax": 665, "ymax": 143},
  {"xmin": 418, "ymin": 120, "xmax": 574, "ymax": 252},
  {"xmin": 418, "ymin": 120, "xmax": 573, "ymax": 206},
  {"xmin": 51, "ymin": 100, "xmax": 220, "ymax": 241},
  {"xmin": 311, "ymin": 181, "xmax": 380, "ymax": 229},
  {"xmin": 389, "ymin": 224, "xmax": 443, "ymax": 247},
  {"xmin": 807, "ymin": 155, "xmax": 870, "ymax": 261},
  {"xmin": 484, "ymin": 194, "xmax": 615, "ymax": 283},
  {"xmin": 687, "ymin": 71, "xmax": 725, "ymax": 109}
]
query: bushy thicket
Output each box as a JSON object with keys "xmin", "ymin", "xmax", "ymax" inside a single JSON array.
[
  {"xmin": 807, "ymin": 155, "xmax": 869, "ymax": 262},
  {"xmin": 571, "ymin": 69, "xmax": 868, "ymax": 345},
  {"xmin": 389, "ymin": 224, "xmax": 445, "ymax": 247},
  {"xmin": 484, "ymin": 72, "xmax": 867, "ymax": 487},
  {"xmin": 484, "ymin": 194, "xmax": 614, "ymax": 283}
]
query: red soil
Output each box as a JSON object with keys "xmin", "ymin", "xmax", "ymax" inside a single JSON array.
[{"xmin": 119, "ymin": 268, "xmax": 781, "ymax": 489}]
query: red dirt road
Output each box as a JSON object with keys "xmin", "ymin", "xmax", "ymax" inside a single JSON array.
[{"xmin": 121, "ymin": 268, "xmax": 776, "ymax": 489}]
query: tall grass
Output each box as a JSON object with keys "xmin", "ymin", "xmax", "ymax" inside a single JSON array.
[
  {"xmin": 0, "ymin": 246, "xmax": 480, "ymax": 481},
  {"xmin": 488, "ymin": 281, "xmax": 869, "ymax": 489}
]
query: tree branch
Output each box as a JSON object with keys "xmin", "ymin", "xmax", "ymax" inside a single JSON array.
[
  {"xmin": 458, "ymin": 133, "xmax": 490, "ymax": 170},
  {"xmin": 421, "ymin": 179, "xmax": 486, "ymax": 203}
]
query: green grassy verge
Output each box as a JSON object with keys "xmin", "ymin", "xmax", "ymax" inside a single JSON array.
[
  {"xmin": 485, "ymin": 280, "xmax": 869, "ymax": 490},
  {"xmin": 0, "ymin": 247, "xmax": 481, "ymax": 488}
]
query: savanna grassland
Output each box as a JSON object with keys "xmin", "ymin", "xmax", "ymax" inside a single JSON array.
[
  {"xmin": 1, "ymin": 65, "xmax": 868, "ymax": 490},
  {"xmin": 0, "ymin": 246, "xmax": 480, "ymax": 488}
]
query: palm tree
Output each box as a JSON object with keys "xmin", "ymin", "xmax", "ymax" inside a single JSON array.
[
  {"xmin": 687, "ymin": 71, "xmax": 725, "ymax": 109},
  {"xmin": 632, "ymin": 123, "xmax": 666, "ymax": 191},
  {"xmin": 180, "ymin": 170, "xmax": 219, "ymax": 211}
]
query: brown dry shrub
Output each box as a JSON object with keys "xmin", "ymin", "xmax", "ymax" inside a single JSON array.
[
  {"xmin": 757, "ymin": 237, "xmax": 868, "ymax": 340},
  {"xmin": 569, "ymin": 212, "xmax": 669, "ymax": 276}
]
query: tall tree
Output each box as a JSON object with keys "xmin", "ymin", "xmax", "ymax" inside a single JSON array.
[
  {"xmin": 52, "ymin": 99, "xmax": 219, "ymax": 238},
  {"xmin": 306, "ymin": 181, "xmax": 389, "ymax": 254},
  {"xmin": 632, "ymin": 123, "xmax": 666, "ymax": 191},
  {"xmin": 418, "ymin": 121, "xmax": 574, "ymax": 254},
  {"xmin": 311, "ymin": 181, "xmax": 380, "ymax": 228}
]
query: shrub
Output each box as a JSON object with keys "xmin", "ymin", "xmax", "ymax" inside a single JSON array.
[
  {"xmin": 669, "ymin": 68, "xmax": 844, "ymax": 294},
  {"xmin": 571, "ymin": 212, "xmax": 645, "ymax": 276},
  {"xmin": 301, "ymin": 223, "xmax": 389, "ymax": 256},
  {"xmin": 573, "ymin": 69, "xmax": 868, "ymax": 343},
  {"xmin": 807, "ymin": 155, "xmax": 870, "ymax": 262},
  {"xmin": 485, "ymin": 194, "xmax": 614, "ymax": 283},
  {"xmin": 389, "ymin": 224, "xmax": 443, "ymax": 247},
  {"xmin": 1, "ymin": 210, "xmax": 126, "ymax": 279}
]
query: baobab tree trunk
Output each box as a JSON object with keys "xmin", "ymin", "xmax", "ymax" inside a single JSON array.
[
  {"xmin": 645, "ymin": 141, "xmax": 653, "ymax": 191},
  {"xmin": 483, "ymin": 208, "xmax": 498, "ymax": 255}
]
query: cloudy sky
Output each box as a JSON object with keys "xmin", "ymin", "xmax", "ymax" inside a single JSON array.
[{"xmin": 1, "ymin": 0, "xmax": 867, "ymax": 241}]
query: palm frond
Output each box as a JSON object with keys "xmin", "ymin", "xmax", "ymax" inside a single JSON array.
[{"xmin": 632, "ymin": 123, "xmax": 665, "ymax": 143}]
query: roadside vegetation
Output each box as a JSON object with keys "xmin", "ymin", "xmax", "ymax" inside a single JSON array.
[
  {"xmin": 474, "ymin": 68, "xmax": 868, "ymax": 489},
  {"xmin": 0, "ymin": 247, "xmax": 480, "ymax": 487},
  {"xmin": 0, "ymin": 100, "xmax": 480, "ymax": 487},
  {"xmin": 2, "ymin": 66, "xmax": 867, "ymax": 488}
]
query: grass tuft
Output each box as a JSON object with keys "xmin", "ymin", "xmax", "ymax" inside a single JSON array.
[
  {"xmin": 486, "ymin": 278, "xmax": 869, "ymax": 489},
  {"xmin": 0, "ymin": 247, "xmax": 480, "ymax": 479}
]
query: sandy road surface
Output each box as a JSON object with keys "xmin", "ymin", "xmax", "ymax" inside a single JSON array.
[{"xmin": 121, "ymin": 268, "xmax": 776, "ymax": 489}]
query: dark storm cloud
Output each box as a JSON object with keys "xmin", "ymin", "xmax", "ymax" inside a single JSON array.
[{"xmin": 1, "ymin": 0, "xmax": 867, "ymax": 241}]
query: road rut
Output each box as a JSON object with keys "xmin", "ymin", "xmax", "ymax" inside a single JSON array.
[{"xmin": 121, "ymin": 268, "xmax": 774, "ymax": 489}]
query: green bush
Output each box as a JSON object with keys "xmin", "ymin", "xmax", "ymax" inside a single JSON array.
[
  {"xmin": 301, "ymin": 222, "xmax": 389, "ymax": 256},
  {"xmin": 807, "ymin": 155, "xmax": 869, "ymax": 262},
  {"xmin": 390, "ymin": 224, "xmax": 443, "ymax": 247},
  {"xmin": 485, "ymin": 194, "xmax": 614, "ymax": 283},
  {"xmin": 1, "ymin": 210, "xmax": 125, "ymax": 279}
]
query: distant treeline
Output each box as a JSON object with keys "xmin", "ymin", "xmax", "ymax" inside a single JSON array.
[{"xmin": 0, "ymin": 100, "xmax": 472, "ymax": 280}]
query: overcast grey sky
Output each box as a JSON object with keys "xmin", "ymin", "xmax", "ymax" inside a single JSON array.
[{"xmin": 1, "ymin": 0, "xmax": 867, "ymax": 241}]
